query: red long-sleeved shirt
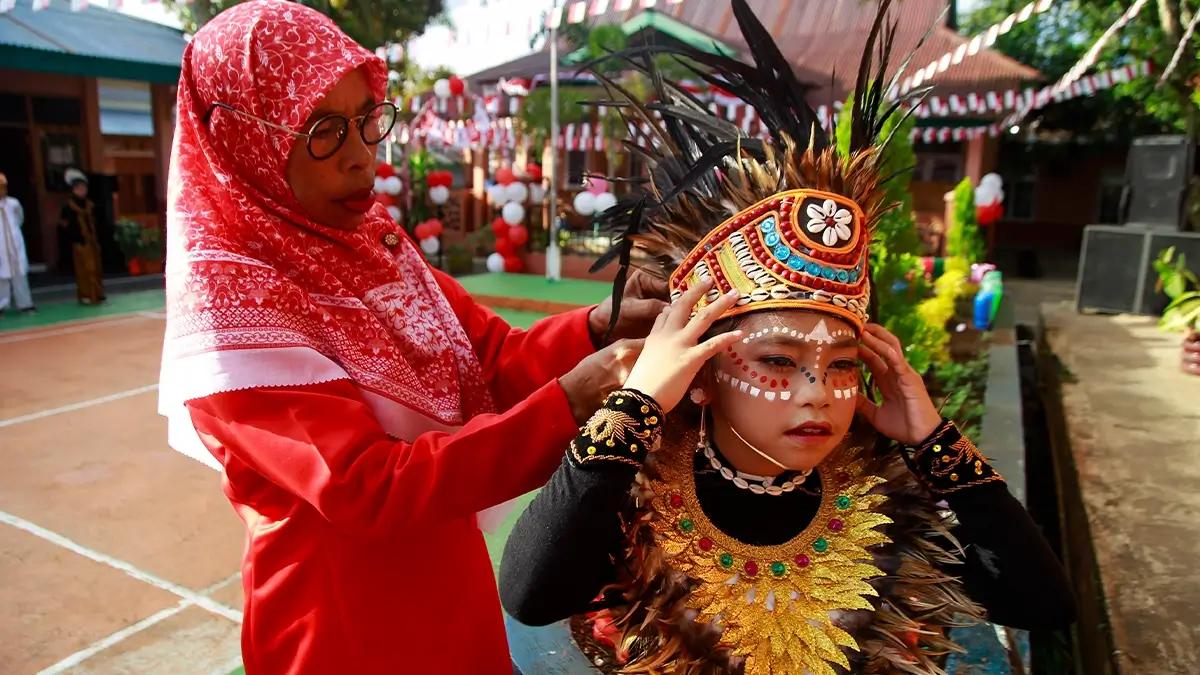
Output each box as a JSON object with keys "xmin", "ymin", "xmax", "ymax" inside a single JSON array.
[{"xmin": 186, "ymin": 271, "xmax": 596, "ymax": 674}]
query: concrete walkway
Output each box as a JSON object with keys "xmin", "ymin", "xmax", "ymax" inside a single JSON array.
[{"xmin": 1040, "ymin": 302, "xmax": 1200, "ymax": 674}]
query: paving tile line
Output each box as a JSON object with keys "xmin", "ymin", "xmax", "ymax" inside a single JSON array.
[
  {"xmin": 6, "ymin": 509, "xmax": 244, "ymax": 674},
  {"xmin": 34, "ymin": 573, "xmax": 243, "ymax": 675},
  {"xmin": 0, "ymin": 384, "xmax": 160, "ymax": 428},
  {"xmin": 0, "ymin": 510, "xmax": 243, "ymax": 625},
  {"xmin": 0, "ymin": 312, "xmax": 162, "ymax": 344}
]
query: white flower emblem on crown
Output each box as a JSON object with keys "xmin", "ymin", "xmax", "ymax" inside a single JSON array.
[{"xmin": 805, "ymin": 199, "xmax": 854, "ymax": 247}]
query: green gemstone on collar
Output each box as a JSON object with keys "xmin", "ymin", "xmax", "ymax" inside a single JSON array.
[
  {"xmin": 813, "ymin": 537, "xmax": 830, "ymax": 554},
  {"xmin": 770, "ymin": 561, "xmax": 787, "ymax": 577},
  {"xmin": 718, "ymin": 552, "xmax": 734, "ymax": 568},
  {"xmin": 679, "ymin": 518, "xmax": 695, "ymax": 534},
  {"xmin": 836, "ymin": 495, "xmax": 852, "ymax": 510}
]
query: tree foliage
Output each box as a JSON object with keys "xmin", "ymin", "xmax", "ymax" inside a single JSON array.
[
  {"xmin": 947, "ymin": 178, "xmax": 985, "ymax": 265},
  {"xmin": 164, "ymin": 0, "xmax": 445, "ymax": 48},
  {"xmin": 962, "ymin": 0, "xmax": 1198, "ymax": 138}
]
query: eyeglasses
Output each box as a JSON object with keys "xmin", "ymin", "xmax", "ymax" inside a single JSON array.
[{"xmin": 204, "ymin": 101, "xmax": 398, "ymax": 160}]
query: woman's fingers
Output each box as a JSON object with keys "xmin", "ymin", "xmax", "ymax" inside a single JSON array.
[{"xmin": 857, "ymin": 341, "xmax": 890, "ymax": 381}]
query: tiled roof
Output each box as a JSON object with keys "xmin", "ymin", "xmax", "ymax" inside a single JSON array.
[{"xmin": 0, "ymin": 3, "xmax": 185, "ymax": 83}]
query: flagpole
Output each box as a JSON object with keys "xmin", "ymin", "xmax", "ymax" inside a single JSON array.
[{"xmin": 546, "ymin": 0, "xmax": 562, "ymax": 282}]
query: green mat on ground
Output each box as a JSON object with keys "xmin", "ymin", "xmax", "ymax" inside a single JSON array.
[
  {"xmin": 0, "ymin": 289, "xmax": 166, "ymax": 332},
  {"xmin": 455, "ymin": 273, "xmax": 611, "ymax": 306}
]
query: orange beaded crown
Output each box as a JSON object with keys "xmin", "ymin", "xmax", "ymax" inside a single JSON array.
[{"xmin": 668, "ymin": 189, "xmax": 871, "ymax": 330}]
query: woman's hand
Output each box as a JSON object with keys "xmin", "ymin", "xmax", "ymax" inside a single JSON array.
[
  {"xmin": 587, "ymin": 271, "xmax": 670, "ymax": 345},
  {"xmin": 855, "ymin": 323, "xmax": 943, "ymax": 446},
  {"xmin": 623, "ymin": 281, "xmax": 744, "ymax": 413},
  {"xmin": 559, "ymin": 339, "xmax": 645, "ymax": 424}
]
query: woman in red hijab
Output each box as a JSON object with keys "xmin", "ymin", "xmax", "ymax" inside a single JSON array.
[{"xmin": 158, "ymin": 2, "xmax": 661, "ymax": 672}]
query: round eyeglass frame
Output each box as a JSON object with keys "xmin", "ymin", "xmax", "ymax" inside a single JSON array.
[{"xmin": 203, "ymin": 101, "xmax": 399, "ymax": 161}]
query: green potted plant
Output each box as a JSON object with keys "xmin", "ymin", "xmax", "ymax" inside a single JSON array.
[
  {"xmin": 1152, "ymin": 246, "xmax": 1200, "ymax": 375},
  {"xmin": 114, "ymin": 218, "xmax": 145, "ymax": 275},
  {"xmin": 139, "ymin": 224, "xmax": 164, "ymax": 274}
]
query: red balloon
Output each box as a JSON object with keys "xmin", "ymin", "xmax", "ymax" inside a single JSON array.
[
  {"xmin": 496, "ymin": 167, "xmax": 515, "ymax": 186},
  {"xmin": 375, "ymin": 193, "xmax": 395, "ymax": 207},
  {"xmin": 448, "ymin": 76, "xmax": 466, "ymax": 96},
  {"xmin": 495, "ymin": 238, "xmax": 515, "ymax": 257},
  {"xmin": 375, "ymin": 163, "xmax": 396, "ymax": 178},
  {"xmin": 525, "ymin": 163, "xmax": 543, "ymax": 182},
  {"xmin": 414, "ymin": 222, "xmax": 431, "ymax": 240},
  {"xmin": 503, "ymin": 255, "xmax": 524, "ymax": 273},
  {"xmin": 508, "ymin": 225, "xmax": 529, "ymax": 246},
  {"xmin": 491, "ymin": 217, "xmax": 509, "ymax": 238},
  {"xmin": 426, "ymin": 219, "xmax": 444, "ymax": 237},
  {"xmin": 427, "ymin": 171, "xmax": 452, "ymax": 188}
]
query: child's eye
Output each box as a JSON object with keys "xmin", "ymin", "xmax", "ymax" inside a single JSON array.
[
  {"xmin": 760, "ymin": 355, "xmax": 796, "ymax": 369},
  {"xmin": 831, "ymin": 359, "xmax": 858, "ymax": 370}
]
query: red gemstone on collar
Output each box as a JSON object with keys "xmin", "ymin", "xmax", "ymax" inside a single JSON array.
[
  {"xmin": 698, "ymin": 537, "xmax": 714, "ymax": 551},
  {"xmin": 743, "ymin": 560, "xmax": 759, "ymax": 576},
  {"xmin": 669, "ymin": 494, "xmax": 684, "ymax": 508}
]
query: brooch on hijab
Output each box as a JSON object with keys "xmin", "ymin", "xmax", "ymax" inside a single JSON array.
[{"xmin": 382, "ymin": 232, "xmax": 400, "ymax": 249}]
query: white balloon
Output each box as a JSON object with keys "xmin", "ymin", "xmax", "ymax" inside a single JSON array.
[
  {"xmin": 994, "ymin": 188, "xmax": 1004, "ymax": 204},
  {"xmin": 383, "ymin": 176, "xmax": 403, "ymax": 196},
  {"xmin": 486, "ymin": 252, "xmax": 506, "ymax": 273},
  {"xmin": 974, "ymin": 184, "xmax": 997, "ymax": 207},
  {"xmin": 593, "ymin": 192, "xmax": 618, "ymax": 214},
  {"xmin": 487, "ymin": 184, "xmax": 506, "ymax": 205},
  {"xmin": 388, "ymin": 44, "xmax": 405, "ymax": 64},
  {"xmin": 374, "ymin": 177, "xmax": 386, "ymax": 193},
  {"xmin": 386, "ymin": 206, "xmax": 402, "ymax": 222},
  {"xmin": 530, "ymin": 184, "xmax": 547, "ymax": 203},
  {"xmin": 573, "ymin": 191, "xmax": 596, "ymax": 216},
  {"xmin": 502, "ymin": 201, "xmax": 526, "ymax": 225},
  {"xmin": 420, "ymin": 237, "xmax": 440, "ymax": 255},
  {"xmin": 981, "ymin": 173, "xmax": 1003, "ymax": 191},
  {"xmin": 428, "ymin": 185, "xmax": 450, "ymax": 205},
  {"xmin": 505, "ymin": 182, "xmax": 529, "ymax": 204},
  {"xmin": 433, "ymin": 78, "xmax": 452, "ymax": 99}
]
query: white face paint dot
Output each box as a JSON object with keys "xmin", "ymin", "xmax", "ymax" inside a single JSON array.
[
  {"xmin": 749, "ymin": 387, "xmax": 761, "ymax": 397},
  {"xmin": 765, "ymin": 391, "xmax": 776, "ymax": 401}
]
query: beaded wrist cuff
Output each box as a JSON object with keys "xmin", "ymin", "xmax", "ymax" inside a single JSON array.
[
  {"xmin": 902, "ymin": 419, "xmax": 1004, "ymax": 495},
  {"xmin": 568, "ymin": 389, "xmax": 665, "ymax": 469}
]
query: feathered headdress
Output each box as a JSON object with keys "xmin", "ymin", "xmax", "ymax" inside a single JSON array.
[{"xmin": 588, "ymin": 0, "xmax": 927, "ymax": 336}]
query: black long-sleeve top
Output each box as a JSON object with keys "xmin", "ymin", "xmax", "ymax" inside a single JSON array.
[{"xmin": 499, "ymin": 399, "xmax": 1075, "ymax": 634}]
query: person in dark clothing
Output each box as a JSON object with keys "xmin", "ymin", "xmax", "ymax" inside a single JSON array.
[
  {"xmin": 498, "ymin": 2, "xmax": 1074, "ymax": 673},
  {"xmin": 59, "ymin": 168, "xmax": 104, "ymax": 304}
]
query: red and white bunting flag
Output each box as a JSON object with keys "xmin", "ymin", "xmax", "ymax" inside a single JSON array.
[
  {"xmin": 615, "ymin": 0, "xmax": 634, "ymax": 9},
  {"xmin": 741, "ymin": 105, "xmax": 755, "ymax": 135},
  {"xmin": 640, "ymin": 0, "xmax": 657, "ymax": 7},
  {"xmin": 546, "ymin": 4, "xmax": 563, "ymax": 28},
  {"xmin": 590, "ymin": 0, "xmax": 609, "ymax": 16},
  {"xmin": 71, "ymin": 0, "xmax": 88, "ymax": 11},
  {"xmin": 567, "ymin": 1, "xmax": 587, "ymax": 23},
  {"xmin": 0, "ymin": 0, "xmax": 18, "ymax": 11},
  {"xmin": 32, "ymin": 0, "xmax": 50, "ymax": 10}
]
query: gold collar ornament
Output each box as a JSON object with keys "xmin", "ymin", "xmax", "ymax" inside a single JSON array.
[{"xmin": 645, "ymin": 433, "xmax": 892, "ymax": 675}]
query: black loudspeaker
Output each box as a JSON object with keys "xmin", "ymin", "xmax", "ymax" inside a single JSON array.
[
  {"xmin": 1077, "ymin": 225, "xmax": 1200, "ymax": 315},
  {"xmin": 1122, "ymin": 135, "xmax": 1193, "ymax": 231}
]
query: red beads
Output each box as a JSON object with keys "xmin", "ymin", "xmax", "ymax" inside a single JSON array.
[
  {"xmin": 794, "ymin": 554, "xmax": 811, "ymax": 568},
  {"xmin": 829, "ymin": 518, "xmax": 845, "ymax": 533},
  {"xmin": 782, "ymin": 379, "xmax": 790, "ymax": 388},
  {"xmin": 669, "ymin": 494, "xmax": 683, "ymax": 508},
  {"xmin": 770, "ymin": 379, "xmax": 777, "ymax": 388},
  {"xmin": 760, "ymin": 376, "xmax": 768, "ymax": 384},
  {"xmin": 743, "ymin": 561, "xmax": 759, "ymax": 577},
  {"xmin": 698, "ymin": 537, "xmax": 714, "ymax": 552}
]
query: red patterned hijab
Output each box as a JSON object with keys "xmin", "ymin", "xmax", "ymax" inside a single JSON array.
[{"xmin": 159, "ymin": 0, "xmax": 494, "ymax": 469}]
